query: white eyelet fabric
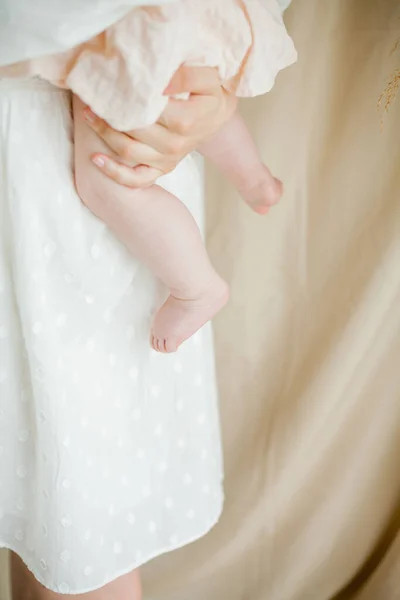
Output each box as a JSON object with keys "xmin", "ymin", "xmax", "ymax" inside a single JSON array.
[{"xmin": 0, "ymin": 78, "xmax": 223, "ymax": 594}]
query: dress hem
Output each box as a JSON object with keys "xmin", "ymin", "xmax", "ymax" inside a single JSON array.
[{"xmin": 0, "ymin": 494, "xmax": 224, "ymax": 595}]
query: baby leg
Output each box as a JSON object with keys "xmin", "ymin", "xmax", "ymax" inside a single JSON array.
[
  {"xmin": 73, "ymin": 96, "xmax": 228, "ymax": 352},
  {"xmin": 199, "ymin": 111, "xmax": 282, "ymax": 214}
]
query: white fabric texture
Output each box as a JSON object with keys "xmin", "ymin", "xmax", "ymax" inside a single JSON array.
[
  {"xmin": 275, "ymin": 0, "xmax": 292, "ymax": 11},
  {"xmin": 0, "ymin": 0, "xmax": 176, "ymax": 66},
  {"xmin": 0, "ymin": 78, "xmax": 223, "ymax": 594},
  {"xmin": 0, "ymin": 0, "xmax": 291, "ymax": 69}
]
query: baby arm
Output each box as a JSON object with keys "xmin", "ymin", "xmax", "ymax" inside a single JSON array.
[
  {"xmin": 73, "ymin": 95, "xmax": 228, "ymax": 352},
  {"xmin": 199, "ymin": 111, "xmax": 282, "ymax": 214}
]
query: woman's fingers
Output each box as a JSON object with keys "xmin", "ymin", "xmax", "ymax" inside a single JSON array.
[
  {"xmin": 111, "ymin": 138, "xmax": 168, "ymax": 170},
  {"xmin": 88, "ymin": 88, "xmax": 237, "ymax": 182},
  {"xmin": 158, "ymin": 95, "xmax": 220, "ymax": 135},
  {"xmin": 84, "ymin": 108, "xmax": 175, "ymax": 170},
  {"xmin": 161, "ymin": 91, "xmax": 237, "ymax": 141},
  {"xmin": 127, "ymin": 123, "xmax": 185, "ymax": 157},
  {"xmin": 91, "ymin": 156, "xmax": 163, "ymax": 188},
  {"xmin": 164, "ymin": 66, "xmax": 221, "ymax": 96},
  {"xmin": 83, "ymin": 109, "xmax": 125, "ymax": 152},
  {"xmin": 128, "ymin": 96, "xmax": 221, "ymax": 153},
  {"xmin": 85, "ymin": 65, "xmax": 237, "ymax": 186}
]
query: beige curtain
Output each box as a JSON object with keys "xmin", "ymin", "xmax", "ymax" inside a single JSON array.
[{"xmin": 1, "ymin": 0, "xmax": 400, "ymax": 598}]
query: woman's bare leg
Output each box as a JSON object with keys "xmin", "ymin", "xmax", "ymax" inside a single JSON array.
[{"xmin": 10, "ymin": 552, "xmax": 142, "ymax": 600}]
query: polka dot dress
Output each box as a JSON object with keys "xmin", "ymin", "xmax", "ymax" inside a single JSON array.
[{"xmin": 0, "ymin": 78, "xmax": 224, "ymax": 594}]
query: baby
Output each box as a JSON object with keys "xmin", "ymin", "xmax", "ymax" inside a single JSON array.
[{"xmin": 3, "ymin": 0, "xmax": 296, "ymax": 353}]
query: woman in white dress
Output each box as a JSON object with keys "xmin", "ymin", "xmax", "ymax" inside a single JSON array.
[{"xmin": 0, "ymin": 1, "xmax": 237, "ymax": 598}]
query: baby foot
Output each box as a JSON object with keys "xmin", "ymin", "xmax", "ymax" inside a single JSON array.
[
  {"xmin": 151, "ymin": 277, "xmax": 229, "ymax": 353},
  {"xmin": 240, "ymin": 165, "xmax": 283, "ymax": 215}
]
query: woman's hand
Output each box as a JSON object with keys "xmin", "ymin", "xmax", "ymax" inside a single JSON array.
[{"xmin": 83, "ymin": 66, "xmax": 237, "ymax": 187}]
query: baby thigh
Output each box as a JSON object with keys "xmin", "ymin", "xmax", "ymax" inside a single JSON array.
[
  {"xmin": 10, "ymin": 552, "xmax": 142, "ymax": 600},
  {"xmin": 73, "ymin": 93, "xmax": 217, "ymax": 295}
]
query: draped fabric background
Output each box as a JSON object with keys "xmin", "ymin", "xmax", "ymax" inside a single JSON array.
[{"xmin": 1, "ymin": 0, "xmax": 400, "ymax": 598}]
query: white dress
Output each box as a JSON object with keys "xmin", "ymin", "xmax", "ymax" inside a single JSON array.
[
  {"xmin": 0, "ymin": 0, "xmax": 293, "ymax": 592},
  {"xmin": 0, "ymin": 77, "xmax": 223, "ymax": 594}
]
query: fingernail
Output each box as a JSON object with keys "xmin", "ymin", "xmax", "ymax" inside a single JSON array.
[
  {"xmin": 84, "ymin": 108, "xmax": 96, "ymax": 124},
  {"xmin": 92, "ymin": 155, "xmax": 106, "ymax": 167}
]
